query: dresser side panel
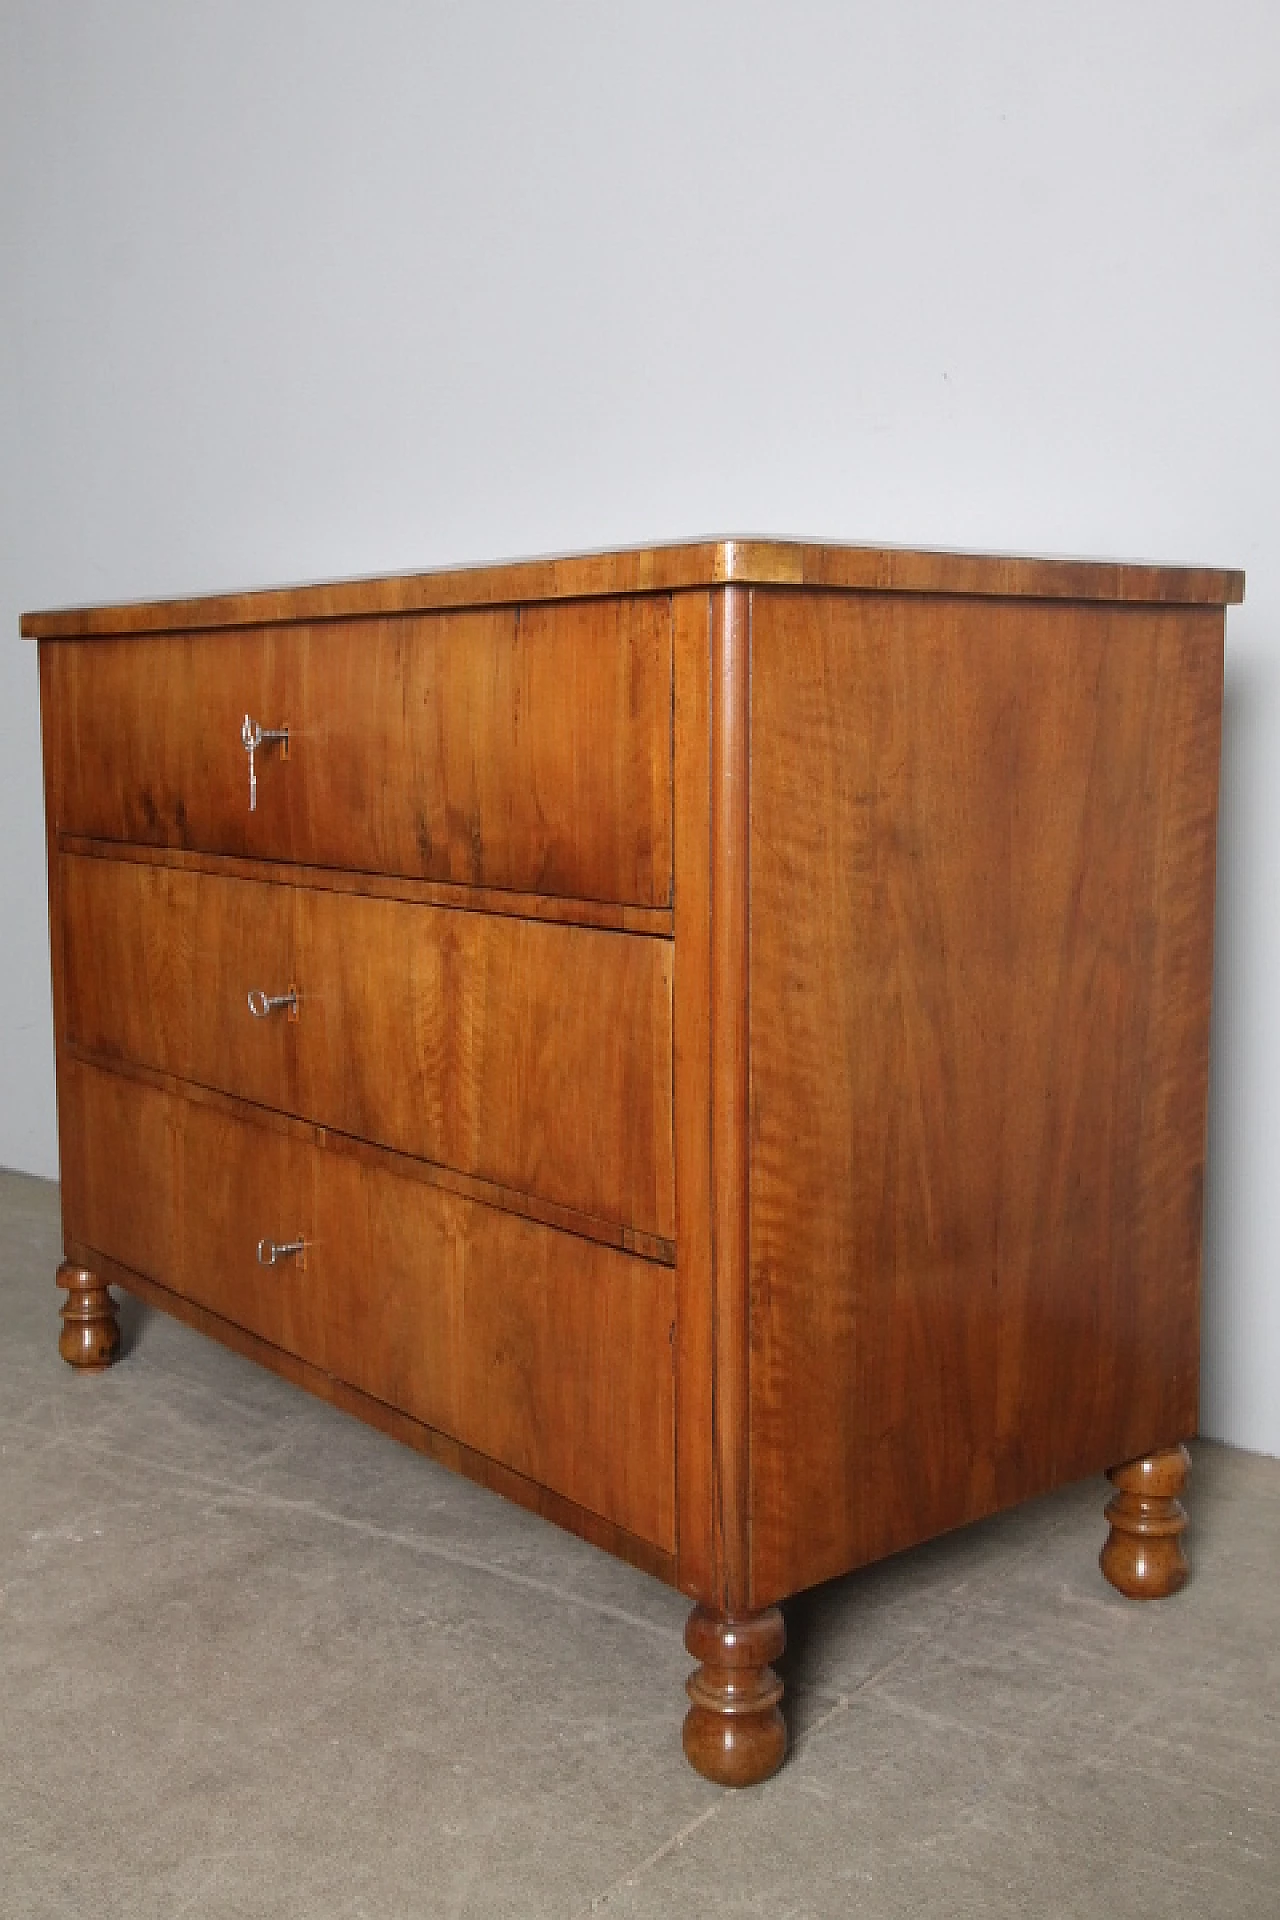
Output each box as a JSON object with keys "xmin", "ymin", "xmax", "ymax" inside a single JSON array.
[{"xmin": 747, "ymin": 589, "xmax": 1222, "ymax": 1604}]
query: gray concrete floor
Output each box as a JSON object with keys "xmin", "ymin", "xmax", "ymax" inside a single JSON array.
[{"xmin": 1, "ymin": 1167, "xmax": 1277, "ymax": 1919}]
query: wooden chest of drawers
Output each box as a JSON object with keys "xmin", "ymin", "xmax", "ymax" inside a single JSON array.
[{"xmin": 26, "ymin": 538, "xmax": 1242, "ymax": 1785}]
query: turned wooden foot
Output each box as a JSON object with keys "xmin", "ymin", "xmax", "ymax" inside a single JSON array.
[
  {"xmin": 1100, "ymin": 1444, "xmax": 1190, "ymax": 1599},
  {"xmin": 683, "ymin": 1604, "xmax": 786, "ymax": 1787},
  {"xmin": 56, "ymin": 1261, "xmax": 120, "ymax": 1370}
]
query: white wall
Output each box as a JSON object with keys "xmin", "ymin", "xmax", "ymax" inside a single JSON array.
[{"xmin": 2, "ymin": 2, "xmax": 1276, "ymax": 1453}]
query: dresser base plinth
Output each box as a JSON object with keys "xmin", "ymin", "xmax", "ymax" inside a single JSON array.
[
  {"xmin": 683, "ymin": 1605, "xmax": 787, "ymax": 1788},
  {"xmin": 1099, "ymin": 1445, "xmax": 1191, "ymax": 1599},
  {"xmin": 56, "ymin": 1260, "xmax": 120, "ymax": 1370}
]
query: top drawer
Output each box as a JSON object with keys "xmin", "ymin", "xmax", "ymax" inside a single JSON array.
[{"xmin": 42, "ymin": 597, "xmax": 673, "ymax": 909}]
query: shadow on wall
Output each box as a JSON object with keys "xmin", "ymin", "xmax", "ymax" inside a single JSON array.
[{"xmin": 1201, "ymin": 631, "xmax": 1274, "ymax": 1452}]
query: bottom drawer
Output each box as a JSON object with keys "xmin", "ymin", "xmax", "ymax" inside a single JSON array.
[{"xmin": 58, "ymin": 1059, "xmax": 675, "ymax": 1552}]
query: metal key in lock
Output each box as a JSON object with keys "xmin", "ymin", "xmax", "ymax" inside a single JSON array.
[
  {"xmin": 241, "ymin": 714, "xmax": 290, "ymax": 812},
  {"xmin": 256, "ymin": 1236, "xmax": 307, "ymax": 1269},
  {"xmin": 247, "ymin": 985, "xmax": 298, "ymax": 1021}
]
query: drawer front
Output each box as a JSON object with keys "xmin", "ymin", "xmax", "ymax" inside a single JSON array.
[
  {"xmin": 61, "ymin": 852, "xmax": 675, "ymax": 1241},
  {"xmin": 59, "ymin": 1060, "xmax": 676, "ymax": 1551},
  {"xmin": 45, "ymin": 597, "xmax": 672, "ymax": 908}
]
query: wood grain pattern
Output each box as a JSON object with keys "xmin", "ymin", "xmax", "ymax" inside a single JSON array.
[
  {"xmin": 56, "ymin": 836, "xmax": 672, "ymax": 937},
  {"xmin": 65, "ymin": 1243, "xmax": 675, "ymax": 1586},
  {"xmin": 672, "ymin": 589, "xmax": 716, "ymax": 1601},
  {"xmin": 21, "ymin": 537, "xmax": 1243, "ymax": 639},
  {"xmin": 33, "ymin": 533, "xmax": 1238, "ymax": 1786},
  {"xmin": 709, "ymin": 587, "xmax": 753, "ymax": 1614},
  {"xmin": 59, "ymin": 1058, "xmax": 676, "ymax": 1551},
  {"xmin": 1099, "ymin": 1445, "xmax": 1192, "ymax": 1599},
  {"xmin": 682, "ymin": 1605, "xmax": 787, "ymax": 1788},
  {"xmin": 43, "ymin": 595, "xmax": 672, "ymax": 907},
  {"xmin": 60, "ymin": 852, "xmax": 674, "ymax": 1238},
  {"xmin": 60, "ymin": 1050, "xmax": 675, "ymax": 1265},
  {"xmin": 55, "ymin": 1261, "xmax": 120, "ymax": 1369},
  {"xmin": 746, "ymin": 589, "xmax": 1223, "ymax": 1604}
]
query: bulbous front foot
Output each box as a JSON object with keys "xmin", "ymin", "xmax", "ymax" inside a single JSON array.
[
  {"xmin": 57, "ymin": 1261, "xmax": 120, "ymax": 1370},
  {"xmin": 1100, "ymin": 1444, "xmax": 1190, "ymax": 1599},
  {"xmin": 682, "ymin": 1604, "xmax": 787, "ymax": 1787}
]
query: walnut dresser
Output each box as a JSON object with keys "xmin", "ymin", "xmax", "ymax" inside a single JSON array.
[{"xmin": 25, "ymin": 538, "xmax": 1243, "ymax": 1787}]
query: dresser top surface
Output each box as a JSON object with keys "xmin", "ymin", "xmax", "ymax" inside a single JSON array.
[{"xmin": 21, "ymin": 536, "xmax": 1244, "ymax": 639}]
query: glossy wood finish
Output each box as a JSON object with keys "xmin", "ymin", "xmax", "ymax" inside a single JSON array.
[
  {"xmin": 708, "ymin": 587, "xmax": 754, "ymax": 1615},
  {"xmin": 671, "ymin": 590, "xmax": 717, "ymax": 1603},
  {"xmin": 68, "ymin": 1241, "xmax": 675, "ymax": 1586},
  {"xmin": 746, "ymin": 589, "xmax": 1223, "ymax": 1605},
  {"xmin": 1100, "ymin": 1445, "xmax": 1192, "ymax": 1599},
  {"xmin": 59, "ymin": 1059, "xmax": 676, "ymax": 1550},
  {"xmin": 57, "ymin": 837, "xmax": 672, "ymax": 937},
  {"xmin": 55, "ymin": 1260, "xmax": 119, "ymax": 1369},
  {"xmin": 61, "ymin": 1051, "xmax": 674, "ymax": 1266},
  {"xmin": 60, "ymin": 851, "xmax": 674, "ymax": 1238},
  {"xmin": 43, "ymin": 596, "xmax": 672, "ymax": 906},
  {"xmin": 21, "ymin": 538, "xmax": 1243, "ymax": 639},
  {"xmin": 33, "ymin": 537, "xmax": 1239, "ymax": 1788},
  {"xmin": 683, "ymin": 1605, "xmax": 786, "ymax": 1788}
]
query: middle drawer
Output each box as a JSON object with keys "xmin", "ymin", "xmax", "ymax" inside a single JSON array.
[{"xmin": 60, "ymin": 852, "xmax": 675, "ymax": 1242}]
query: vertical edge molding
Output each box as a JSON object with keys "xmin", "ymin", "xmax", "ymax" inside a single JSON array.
[
  {"xmin": 710, "ymin": 585, "xmax": 753, "ymax": 1610},
  {"xmin": 672, "ymin": 590, "xmax": 715, "ymax": 1600},
  {"xmin": 672, "ymin": 584, "xmax": 754, "ymax": 1609}
]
